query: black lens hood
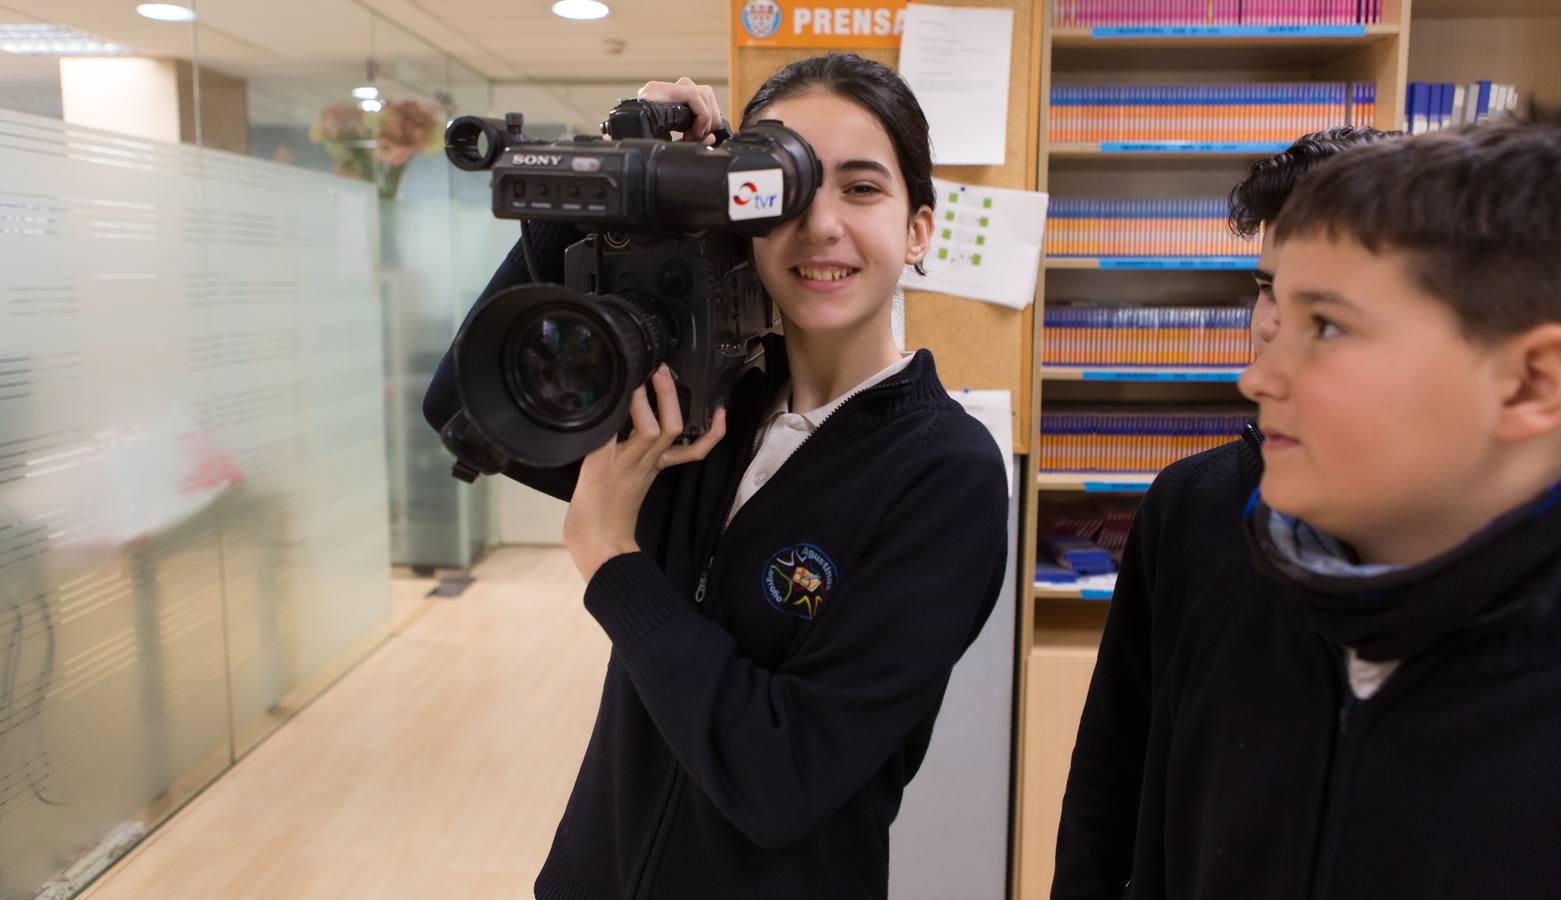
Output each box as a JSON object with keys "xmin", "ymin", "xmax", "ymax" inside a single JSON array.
[{"xmin": 451, "ymin": 283, "xmax": 644, "ymax": 468}]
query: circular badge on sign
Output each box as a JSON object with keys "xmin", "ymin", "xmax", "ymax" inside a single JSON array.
[
  {"xmin": 762, "ymin": 543, "xmax": 837, "ymax": 621},
  {"xmin": 741, "ymin": 0, "xmax": 783, "ymax": 40}
]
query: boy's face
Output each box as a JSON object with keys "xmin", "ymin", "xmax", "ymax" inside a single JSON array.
[{"xmin": 1238, "ymin": 235, "xmax": 1507, "ymax": 554}]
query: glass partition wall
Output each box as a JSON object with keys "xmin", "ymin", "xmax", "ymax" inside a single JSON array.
[{"xmin": 0, "ymin": 3, "xmax": 497, "ymax": 896}]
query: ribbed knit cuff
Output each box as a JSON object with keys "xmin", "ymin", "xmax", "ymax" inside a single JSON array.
[{"xmin": 583, "ymin": 551, "xmax": 691, "ymax": 651}]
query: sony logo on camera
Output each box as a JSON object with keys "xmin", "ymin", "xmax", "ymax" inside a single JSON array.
[{"xmin": 513, "ymin": 152, "xmax": 565, "ymax": 166}]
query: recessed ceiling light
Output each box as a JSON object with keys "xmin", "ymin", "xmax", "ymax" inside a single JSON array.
[
  {"xmin": 352, "ymin": 86, "xmax": 379, "ymax": 101},
  {"xmin": 0, "ymin": 24, "xmax": 131, "ymax": 55},
  {"xmin": 136, "ymin": 4, "xmax": 196, "ymax": 22},
  {"xmin": 552, "ymin": 0, "xmax": 609, "ymax": 20},
  {"xmin": 359, "ymin": 99, "xmax": 384, "ymax": 113}
]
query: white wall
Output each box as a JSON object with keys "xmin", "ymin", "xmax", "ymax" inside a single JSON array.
[
  {"xmin": 499, "ymin": 481, "xmax": 568, "ymax": 546},
  {"xmin": 59, "ymin": 57, "xmax": 181, "ymax": 143}
]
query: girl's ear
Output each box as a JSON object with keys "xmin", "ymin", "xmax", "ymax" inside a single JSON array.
[
  {"xmin": 1494, "ymin": 323, "xmax": 1561, "ymax": 443},
  {"xmin": 904, "ymin": 204, "xmax": 935, "ymax": 267}
]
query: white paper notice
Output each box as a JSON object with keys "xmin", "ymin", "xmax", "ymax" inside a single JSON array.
[
  {"xmin": 951, "ymin": 389, "xmax": 1014, "ymax": 496},
  {"xmin": 899, "ymin": 4, "xmax": 1014, "ymax": 166},
  {"xmin": 902, "ymin": 177, "xmax": 1048, "ymax": 309}
]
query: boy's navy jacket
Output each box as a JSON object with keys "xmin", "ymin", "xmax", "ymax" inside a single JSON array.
[
  {"xmin": 1125, "ymin": 478, "xmax": 1561, "ymax": 899},
  {"xmin": 1052, "ymin": 427, "xmax": 1265, "ymax": 900},
  {"xmin": 423, "ymin": 227, "xmax": 1009, "ymax": 899},
  {"xmin": 1056, "ymin": 426, "xmax": 1561, "ymax": 900}
]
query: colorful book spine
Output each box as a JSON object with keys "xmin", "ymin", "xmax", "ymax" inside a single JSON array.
[
  {"xmin": 1405, "ymin": 80, "xmax": 1516, "ymax": 133},
  {"xmin": 1045, "ymin": 198, "xmax": 1258, "ymax": 258},
  {"xmin": 1055, "ymin": 0, "xmax": 1382, "ymax": 26},
  {"xmin": 1038, "ymin": 410, "xmax": 1250, "ymax": 472},
  {"xmin": 1042, "ymin": 306, "xmax": 1256, "ymax": 367},
  {"xmin": 1050, "ymin": 82, "xmax": 1372, "ymax": 143}
]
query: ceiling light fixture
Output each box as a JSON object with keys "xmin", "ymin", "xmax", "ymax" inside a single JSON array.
[
  {"xmin": 352, "ymin": 86, "xmax": 380, "ymax": 101},
  {"xmin": 552, "ymin": 0, "xmax": 610, "ymax": 21},
  {"xmin": 0, "ymin": 24, "xmax": 130, "ymax": 55},
  {"xmin": 359, "ymin": 99, "xmax": 384, "ymax": 113},
  {"xmin": 136, "ymin": 4, "xmax": 196, "ymax": 22}
]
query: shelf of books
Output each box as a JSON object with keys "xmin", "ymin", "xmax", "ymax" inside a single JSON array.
[
  {"xmin": 1049, "ymin": 141, "xmax": 1290, "ymax": 156},
  {"xmin": 1034, "ymin": 576, "xmax": 1119, "ymax": 601},
  {"xmin": 1050, "ymin": 23, "xmax": 1399, "ymax": 47},
  {"xmin": 1050, "ymin": 0, "xmax": 1398, "ymax": 46},
  {"xmin": 1016, "ymin": 0, "xmax": 1410, "ymax": 894}
]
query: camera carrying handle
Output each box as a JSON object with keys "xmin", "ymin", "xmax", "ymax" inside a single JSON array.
[{"xmin": 605, "ymin": 98, "xmax": 733, "ymax": 145}]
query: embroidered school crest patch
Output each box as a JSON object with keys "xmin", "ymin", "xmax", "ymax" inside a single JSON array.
[{"xmin": 762, "ymin": 543, "xmax": 838, "ymax": 621}]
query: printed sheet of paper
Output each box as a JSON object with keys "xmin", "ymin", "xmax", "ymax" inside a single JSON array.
[
  {"xmin": 898, "ymin": 4, "xmax": 1014, "ymax": 165},
  {"xmin": 902, "ymin": 177, "xmax": 1048, "ymax": 309},
  {"xmin": 950, "ymin": 389, "xmax": 1013, "ymax": 496}
]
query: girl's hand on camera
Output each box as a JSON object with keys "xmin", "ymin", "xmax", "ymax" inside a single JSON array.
[
  {"xmin": 564, "ymin": 364, "xmax": 727, "ymax": 584},
  {"xmin": 636, "ymin": 76, "xmax": 725, "ymax": 145}
]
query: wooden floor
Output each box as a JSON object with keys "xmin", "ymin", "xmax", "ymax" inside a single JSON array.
[{"xmin": 80, "ymin": 547, "xmax": 607, "ymax": 900}]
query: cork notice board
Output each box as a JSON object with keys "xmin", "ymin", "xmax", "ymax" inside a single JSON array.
[{"xmin": 730, "ymin": 0, "xmax": 1041, "ymax": 453}]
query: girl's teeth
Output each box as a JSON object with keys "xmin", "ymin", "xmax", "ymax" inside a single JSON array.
[{"xmin": 799, "ymin": 267, "xmax": 852, "ymax": 281}]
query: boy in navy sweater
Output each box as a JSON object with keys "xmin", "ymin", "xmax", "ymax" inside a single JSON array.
[
  {"xmin": 1125, "ymin": 119, "xmax": 1561, "ymax": 898},
  {"xmin": 1052, "ymin": 126, "xmax": 1398, "ymax": 899}
]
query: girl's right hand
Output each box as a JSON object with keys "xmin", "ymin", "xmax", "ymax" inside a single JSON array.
[{"xmin": 636, "ymin": 76, "xmax": 725, "ymax": 145}]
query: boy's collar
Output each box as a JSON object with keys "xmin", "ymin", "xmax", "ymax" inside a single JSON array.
[
  {"xmin": 1263, "ymin": 511, "xmax": 1403, "ymax": 580},
  {"xmin": 1245, "ymin": 482, "xmax": 1561, "ymax": 662}
]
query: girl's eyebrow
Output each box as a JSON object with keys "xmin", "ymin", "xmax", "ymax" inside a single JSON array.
[{"xmin": 836, "ymin": 159, "xmax": 893, "ymax": 178}]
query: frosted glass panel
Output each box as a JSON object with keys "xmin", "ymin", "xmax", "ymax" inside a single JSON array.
[
  {"xmin": 0, "ymin": 109, "xmax": 389, "ymax": 898},
  {"xmin": 189, "ymin": 148, "xmax": 392, "ymax": 755}
]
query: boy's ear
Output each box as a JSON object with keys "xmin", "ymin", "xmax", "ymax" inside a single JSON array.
[
  {"xmin": 1495, "ymin": 323, "xmax": 1561, "ymax": 443},
  {"xmin": 904, "ymin": 205, "xmax": 934, "ymax": 267}
]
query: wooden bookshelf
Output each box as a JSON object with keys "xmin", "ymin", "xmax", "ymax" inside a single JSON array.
[
  {"xmin": 1044, "ymin": 256, "xmax": 1259, "ymax": 270},
  {"xmin": 1033, "ymin": 471, "xmax": 1155, "ymax": 492},
  {"xmin": 1050, "ymin": 22, "xmax": 1401, "ymax": 48},
  {"xmin": 1041, "ymin": 365, "xmax": 1244, "ymax": 382},
  {"xmin": 1034, "ymin": 580, "xmax": 1117, "ymax": 601},
  {"xmin": 1050, "ymin": 141, "xmax": 1291, "ymax": 157}
]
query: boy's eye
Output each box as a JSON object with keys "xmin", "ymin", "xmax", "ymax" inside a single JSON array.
[
  {"xmin": 1311, "ymin": 315, "xmax": 1343, "ymax": 339},
  {"xmin": 847, "ymin": 183, "xmax": 883, "ymax": 196},
  {"xmin": 1255, "ymin": 282, "xmax": 1275, "ymax": 299}
]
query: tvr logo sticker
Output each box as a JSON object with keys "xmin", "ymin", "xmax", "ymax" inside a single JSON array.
[{"xmin": 729, "ymin": 169, "xmax": 784, "ymax": 220}]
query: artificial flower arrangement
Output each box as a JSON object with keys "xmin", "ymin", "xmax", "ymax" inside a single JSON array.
[{"xmin": 310, "ymin": 98, "xmax": 443, "ymax": 200}]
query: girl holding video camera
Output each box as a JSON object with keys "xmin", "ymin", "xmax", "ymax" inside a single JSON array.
[{"xmin": 427, "ymin": 53, "xmax": 1007, "ymax": 899}]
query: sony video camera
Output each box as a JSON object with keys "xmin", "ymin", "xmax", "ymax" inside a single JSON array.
[{"xmin": 436, "ymin": 99, "xmax": 821, "ymax": 480}]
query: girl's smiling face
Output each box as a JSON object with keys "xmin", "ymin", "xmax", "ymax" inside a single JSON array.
[{"xmin": 748, "ymin": 90, "xmax": 933, "ymax": 338}]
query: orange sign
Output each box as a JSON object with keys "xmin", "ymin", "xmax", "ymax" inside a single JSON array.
[{"xmin": 734, "ymin": 0, "xmax": 910, "ymax": 48}]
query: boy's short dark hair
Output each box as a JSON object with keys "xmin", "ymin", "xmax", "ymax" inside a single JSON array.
[
  {"xmin": 1270, "ymin": 117, "xmax": 1561, "ymax": 340},
  {"xmin": 1228, "ymin": 126, "xmax": 1400, "ymax": 238}
]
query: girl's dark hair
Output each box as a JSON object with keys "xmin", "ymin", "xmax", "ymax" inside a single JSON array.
[
  {"xmin": 1228, "ymin": 126, "xmax": 1401, "ymax": 239},
  {"xmin": 742, "ymin": 53, "xmax": 936, "ymax": 273}
]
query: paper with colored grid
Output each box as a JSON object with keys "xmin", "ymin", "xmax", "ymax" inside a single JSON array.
[{"xmin": 901, "ymin": 177, "xmax": 1048, "ymax": 309}]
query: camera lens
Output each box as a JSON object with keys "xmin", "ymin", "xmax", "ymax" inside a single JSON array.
[
  {"xmin": 504, "ymin": 305, "xmax": 621, "ymax": 430},
  {"xmin": 450, "ymin": 283, "xmax": 677, "ymax": 468}
]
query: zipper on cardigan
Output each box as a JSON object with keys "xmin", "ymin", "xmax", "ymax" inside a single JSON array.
[
  {"xmin": 632, "ymin": 375, "xmax": 916, "ymax": 896},
  {"xmin": 695, "ymin": 375, "xmax": 914, "ymax": 611}
]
